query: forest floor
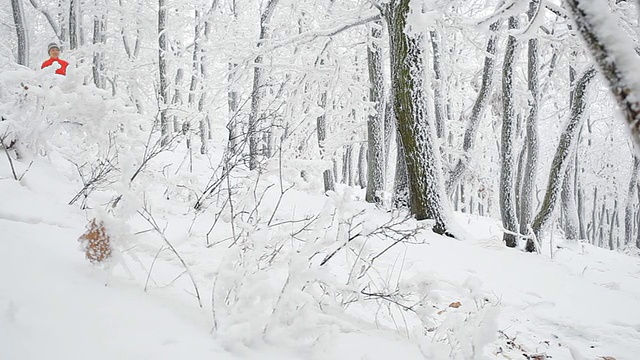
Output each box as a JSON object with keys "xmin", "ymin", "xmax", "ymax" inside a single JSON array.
[{"xmin": 1, "ymin": 156, "xmax": 640, "ymax": 360}]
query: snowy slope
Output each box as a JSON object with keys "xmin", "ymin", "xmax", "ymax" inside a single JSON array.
[
  {"xmin": 1, "ymin": 158, "xmax": 640, "ymax": 360},
  {"xmin": 0, "ymin": 161, "xmax": 242, "ymax": 360}
]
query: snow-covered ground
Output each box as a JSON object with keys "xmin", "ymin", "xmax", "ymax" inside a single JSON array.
[{"xmin": 1, "ymin": 156, "xmax": 639, "ymax": 360}]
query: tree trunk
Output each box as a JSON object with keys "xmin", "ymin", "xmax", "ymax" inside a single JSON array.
[
  {"xmin": 499, "ymin": 17, "xmax": 520, "ymax": 248},
  {"xmin": 609, "ymin": 201, "xmax": 619, "ymax": 250},
  {"xmin": 598, "ymin": 198, "xmax": 606, "ymax": 247},
  {"xmin": 226, "ymin": 0, "xmax": 239, "ymax": 152},
  {"xmin": 578, "ymin": 187, "xmax": 586, "ymax": 239},
  {"xmin": 515, "ymin": 142, "xmax": 526, "ymax": 223},
  {"xmin": 519, "ymin": 0, "xmax": 541, "ymax": 234},
  {"xmin": 171, "ymin": 68, "xmax": 184, "ymax": 133},
  {"xmin": 199, "ymin": 0, "xmax": 219, "ymax": 154},
  {"xmin": 561, "ymin": 163, "xmax": 580, "ymax": 240},
  {"xmin": 358, "ymin": 144, "xmax": 366, "ymax": 189},
  {"xmin": 317, "ymin": 91, "xmax": 334, "ymax": 193},
  {"xmin": 393, "ymin": 131, "xmax": 409, "ymax": 209},
  {"xmin": 446, "ymin": 20, "xmax": 500, "ymax": 193},
  {"xmin": 625, "ymin": 156, "xmax": 640, "ymax": 245},
  {"xmin": 188, "ymin": 10, "xmax": 202, "ymax": 108},
  {"xmin": 637, "ymin": 184, "xmax": 640, "ymax": 249},
  {"xmin": 385, "ymin": 0, "xmax": 453, "ymax": 236},
  {"xmin": 430, "ymin": 30, "xmax": 446, "ymax": 139},
  {"xmin": 69, "ymin": 0, "xmax": 78, "ymax": 50},
  {"xmin": 58, "ymin": 1, "xmax": 68, "ymax": 47},
  {"xmin": 11, "ymin": 0, "xmax": 29, "ymax": 66},
  {"xmin": 530, "ymin": 67, "xmax": 597, "ymax": 251},
  {"xmin": 92, "ymin": 10, "xmax": 106, "ymax": 89},
  {"xmin": 346, "ymin": 145, "xmax": 354, "ymax": 187},
  {"xmin": 591, "ymin": 187, "xmax": 598, "ymax": 243},
  {"xmin": 248, "ymin": 0, "xmax": 280, "ymax": 170},
  {"xmin": 365, "ymin": 20, "xmax": 385, "ymax": 203},
  {"xmin": 384, "ymin": 97, "xmax": 394, "ymax": 177},
  {"xmin": 158, "ymin": 0, "xmax": 169, "ymax": 145}
]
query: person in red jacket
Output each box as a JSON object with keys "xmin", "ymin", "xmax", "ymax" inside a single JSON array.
[{"xmin": 41, "ymin": 43, "xmax": 69, "ymax": 75}]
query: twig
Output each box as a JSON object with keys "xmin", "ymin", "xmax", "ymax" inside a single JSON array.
[
  {"xmin": 144, "ymin": 245, "xmax": 165, "ymax": 292},
  {"xmin": 138, "ymin": 206, "xmax": 203, "ymax": 308},
  {"xmin": 18, "ymin": 161, "xmax": 33, "ymax": 181},
  {"xmin": 1, "ymin": 136, "xmax": 18, "ymax": 181}
]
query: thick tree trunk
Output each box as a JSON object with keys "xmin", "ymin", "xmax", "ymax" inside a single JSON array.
[
  {"xmin": 529, "ymin": 67, "xmax": 596, "ymax": 251},
  {"xmin": 365, "ymin": 20, "xmax": 385, "ymax": 204},
  {"xmin": 519, "ymin": 0, "xmax": 540, "ymax": 234},
  {"xmin": 500, "ymin": 17, "xmax": 520, "ymax": 248},
  {"xmin": 11, "ymin": 0, "xmax": 29, "ymax": 66},
  {"xmin": 386, "ymin": 0, "xmax": 452, "ymax": 236}
]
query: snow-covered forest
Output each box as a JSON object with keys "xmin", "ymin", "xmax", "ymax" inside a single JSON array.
[{"xmin": 2, "ymin": 0, "xmax": 640, "ymax": 359}]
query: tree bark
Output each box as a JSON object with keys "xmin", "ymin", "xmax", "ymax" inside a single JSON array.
[
  {"xmin": 500, "ymin": 17, "xmax": 520, "ymax": 248},
  {"xmin": 317, "ymin": 90, "xmax": 334, "ymax": 193},
  {"xmin": 393, "ymin": 130, "xmax": 409, "ymax": 209},
  {"xmin": 385, "ymin": 0, "xmax": 453, "ymax": 236},
  {"xmin": 11, "ymin": 0, "xmax": 29, "ymax": 66},
  {"xmin": 69, "ymin": 0, "xmax": 78, "ymax": 50},
  {"xmin": 561, "ymin": 162, "xmax": 580, "ymax": 240},
  {"xmin": 519, "ymin": 0, "xmax": 541, "ymax": 234},
  {"xmin": 430, "ymin": 30, "xmax": 446, "ymax": 139},
  {"xmin": 365, "ymin": 20, "xmax": 385, "ymax": 204},
  {"xmin": 93, "ymin": 10, "xmax": 106, "ymax": 89},
  {"xmin": 358, "ymin": 144, "xmax": 366, "ymax": 189},
  {"xmin": 158, "ymin": 0, "xmax": 169, "ymax": 145},
  {"xmin": 625, "ymin": 156, "xmax": 640, "ymax": 245}
]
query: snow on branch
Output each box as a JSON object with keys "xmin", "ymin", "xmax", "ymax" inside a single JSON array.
[
  {"xmin": 257, "ymin": 11, "xmax": 381, "ymax": 55},
  {"xmin": 565, "ymin": 0, "xmax": 640, "ymax": 149},
  {"xmin": 27, "ymin": 0, "xmax": 62, "ymax": 42}
]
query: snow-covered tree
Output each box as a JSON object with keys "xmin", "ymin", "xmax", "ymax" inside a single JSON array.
[
  {"xmin": 11, "ymin": 0, "xmax": 29, "ymax": 66},
  {"xmin": 384, "ymin": 0, "xmax": 453, "ymax": 235}
]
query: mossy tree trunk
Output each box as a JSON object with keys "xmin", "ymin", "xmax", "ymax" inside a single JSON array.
[{"xmin": 384, "ymin": 0, "xmax": 452, "ymax": 236}]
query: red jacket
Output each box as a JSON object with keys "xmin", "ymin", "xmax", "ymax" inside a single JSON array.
[{"xmin": 41, "ymin": 58, "xmax": 69, "ymax": 75}]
